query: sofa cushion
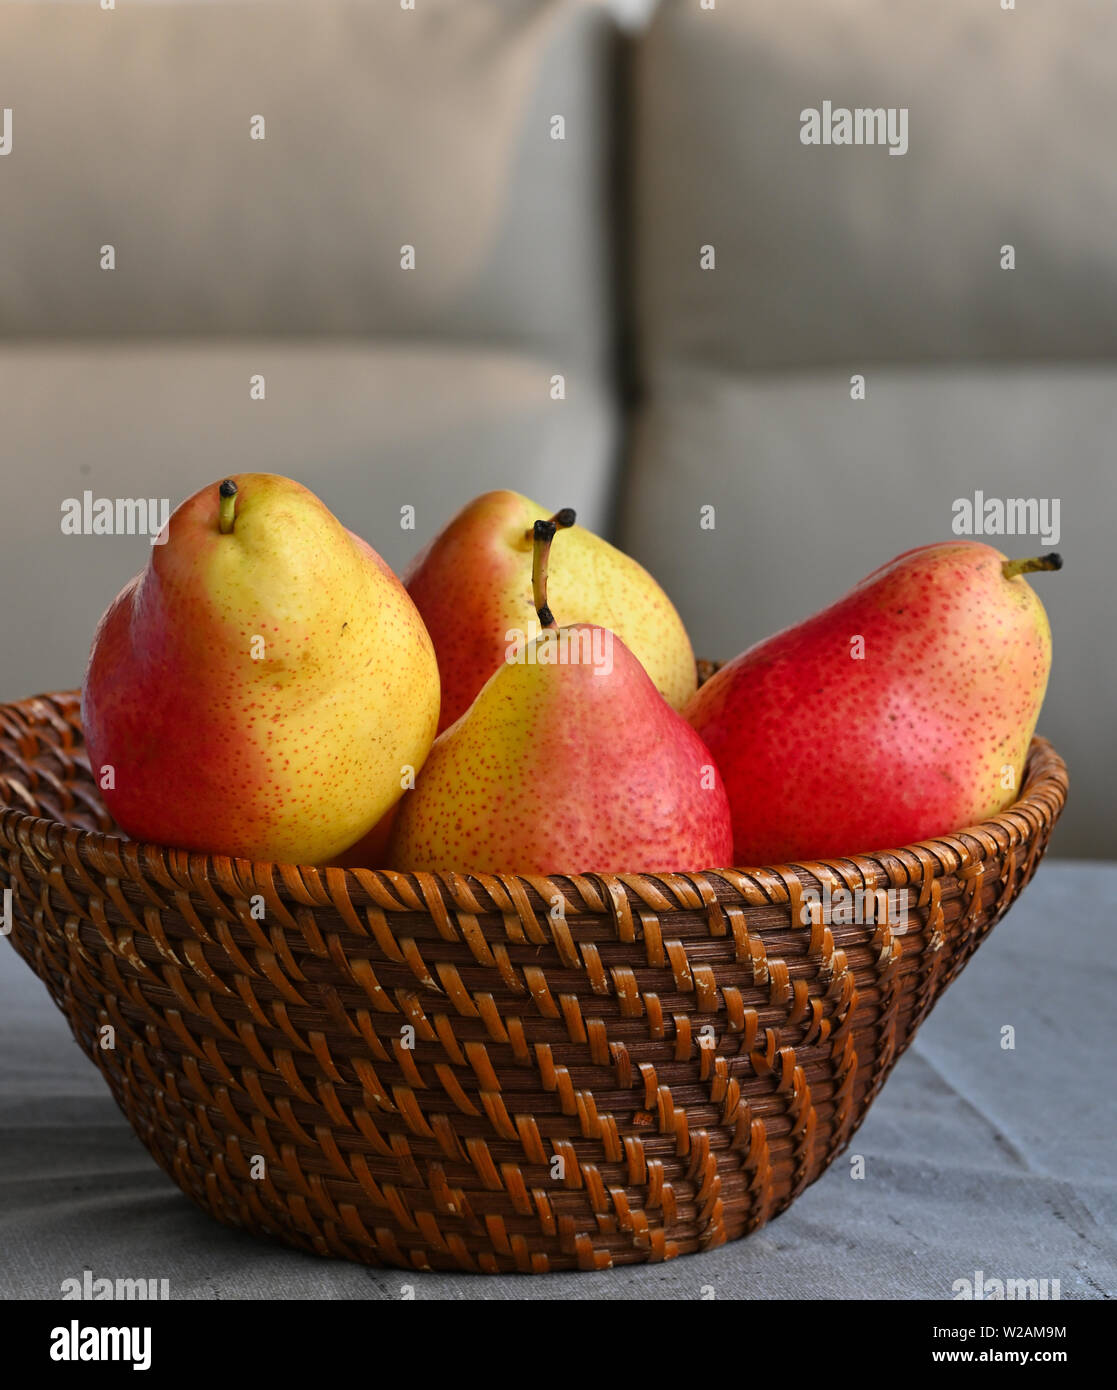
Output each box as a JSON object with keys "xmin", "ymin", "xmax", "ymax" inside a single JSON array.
[
  {"xmin": 0, "ymin": 0, "xmax": 616, "ymax": 372},
  {"xmin": 633, "ymin": 0, "xmax": 1117, "ymax": 371},
  {"xmin": 619, "ymin": 363, "xmax": 1114, "ymax": 858},
  {"xmin": 0, "ymin": 340, "xmax": 617, "ymax": 702}
]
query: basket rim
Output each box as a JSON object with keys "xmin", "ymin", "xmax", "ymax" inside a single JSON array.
[{"xmin": 0, "ymin": 688, "xmax": 1068, "ymax": 912}]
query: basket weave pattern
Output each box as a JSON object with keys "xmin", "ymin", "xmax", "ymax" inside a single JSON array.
[{"xmin": 0, "ymin": 689, "xmax": 1067, "ymax": 1273}]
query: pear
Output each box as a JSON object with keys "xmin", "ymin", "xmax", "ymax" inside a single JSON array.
[
  {"xmin": 405, "ymin": 489, "xmax": 697, "ymax": 732},
  {"xmin": 388, "ymin": 514, "xmax": 731, "ymax": 875},
  {"xmin": 82, "ymin": 474, "xmax": 440, "ymax": 863},
  {"xmin": 685, "ymin": 542, "xmax": 1061, "ymax": 864}
]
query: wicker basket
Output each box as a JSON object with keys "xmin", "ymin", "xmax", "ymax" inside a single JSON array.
[{"xmin": 0, "ymin": 687, "xmax": 1066, "ymax": 1273}]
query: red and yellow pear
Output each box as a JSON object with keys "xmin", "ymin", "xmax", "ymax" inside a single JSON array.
[{"xmin": 82, "ymin": 473, "xmax": 440, "ymax": 863}]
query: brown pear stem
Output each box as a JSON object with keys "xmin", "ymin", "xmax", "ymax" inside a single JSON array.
[
  {"xmin": 531, "ymin": 509, "xmax": 576, "ymax": 629},
  {"xmin": 218, "ymin": 479, "xmax": 238, "ymax": 534},
  {"xmin": 524, "ymin": 507, "xmax": 576, "ymax": 543},
  {"xmin": 1002, "ymin": 553, "xmax": 1063, "ymax": 581}
]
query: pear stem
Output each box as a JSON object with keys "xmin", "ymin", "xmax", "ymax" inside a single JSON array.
[
  {"xmin": 524, "ymin": 507, "xmax": 576, "ymax": 543},
  {"xmin": 531, "ymin": 509, "xmax": 576, "ymax": 629},
  {"xmin": 1002, "ymin": 553, "xmax": 1063, "ymax": 581},
  {"xmin": 218, "ymin": 479, "xmax": 238, "ymax": 535}
]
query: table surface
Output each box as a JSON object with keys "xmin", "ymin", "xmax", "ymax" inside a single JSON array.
[{"xmin": 2, "ymin": 860, "xmax": 1114, "ymax": 1301}]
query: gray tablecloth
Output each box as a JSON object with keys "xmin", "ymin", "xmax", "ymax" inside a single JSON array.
[{"xmin": 2, "ymin": 861, "xmax": 1114, "ymax": 1301}]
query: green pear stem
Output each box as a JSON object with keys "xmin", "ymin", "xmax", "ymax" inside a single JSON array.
[
  {"xmin": 1002, "ymin": 553, "xmax": 1063, "ymax": 581},
  {"xmin": 531, "ymin": 509, "xmax": 576, "ymax": 629},
  {"xmin": 218, "ymin": 479, "xmax": 238, "ymax": 535}
]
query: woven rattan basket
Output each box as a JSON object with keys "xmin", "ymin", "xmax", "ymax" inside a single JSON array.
[{"xmin": 0, "ymin": 686, "xmax": 1066, "ymax": 1273}]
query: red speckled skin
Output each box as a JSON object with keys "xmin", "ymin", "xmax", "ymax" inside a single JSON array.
[
  {"xmin": 388, "ymin": 626, "xmax": 733, "ymax": 875},
  {"xmin": 81, "ymin": 474, "xmax": 439, "ymax": 864},
  {"xmin": 685, "ymin": 542, "xmax": 1054, "ymax": 865}
]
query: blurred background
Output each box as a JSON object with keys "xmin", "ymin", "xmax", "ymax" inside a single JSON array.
[{"xmin": 0, "ymin": 0, "xmax": 1112, "ymax": 856}]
